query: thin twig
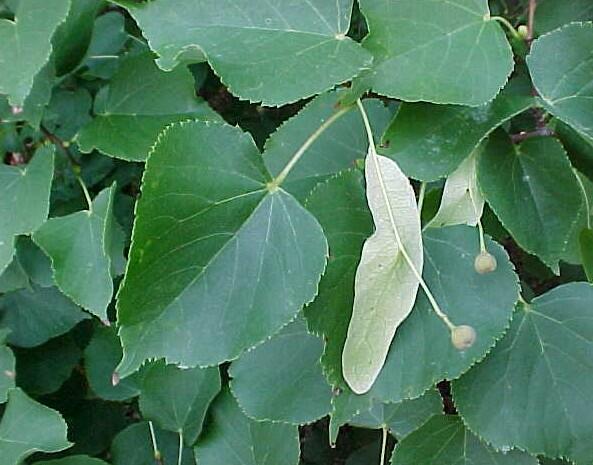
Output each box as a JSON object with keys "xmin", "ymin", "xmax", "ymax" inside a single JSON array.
[
  {"xmin": 527, "ymin": 0, "xmax": 537, "ymax": 41},
  {"xmin": 510, "ymin": 127, "xmax": 554, "ymax": 144}
]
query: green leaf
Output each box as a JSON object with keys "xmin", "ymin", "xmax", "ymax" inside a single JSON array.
[
  {"xmin": 114, "ymin": 0, "xmax": 372, "ymax": 106},
  {"xmin": 358, "ymin": 0, "xmax": 514, "ymax": 106},
  {"xmin": 349, "ymin": 389, "xmax": 442, "ymax": 439},
  {"xmin": 33, "ymin": 184, "xmax": 119, "ymax": 320},
  {"xmin": 342, "ymin": 144, "xmax": 423, "ymax": 395},
  {"xmin": 527, "ymin": 22, "xmax": 593, "ymax": 143},
  {"xmin": 80, "ymin": 11, "xmax": 128, "ymax": 80},
  {"xmin": 477, "ymin": 132, "xmax": 585, "ymax": 270},
  {"xmin": 229, "ymin": 318, "xmax": 333, "ymax": 424},
  {"xmin": 0, "ymin": 60, "xmax": 55, "ymax": 128},
  {"xmin": 33, "ymin": 456, "xmax": 109, "ymax": 465},
  {"xmin": 0, "ymin": 146, "xmax": 54, "ymax": 274},
  {"xmin": 194, "ymin": 388, "xmax": 300, "ymax": 465},
  {"xmin": 554, "ymin": 120, "xmax": 593, "ymax": 182},
  {"xmin": 263, "ymin": 92, "xmax": 392, "ymax": 200},
  {"xmin": 52, "ymin": 0, "xmax": 103, "ymax": 76},
  {"xmin": 0, "ymin": 285, "xmax": 90, "ymax": 348},
  {"xmin": 15, "ymin": 236, "xmax": 54, "ymax": 288},
  {"xmin": 329, "ymin": 389, "xmax": 373, "ymax": 444},
  {"xmin": 581, "ymin": 229, "xmax": 593, "ymax": 282},
  {"xmin": 428, "ymin": 151, "xmax": 484, "ymax": 228},
  {"xmin": 15, "ymin": 333, "xmax": 82, "ymax": 395},
  {"xmin": 535, "ymin": 0, "xmax": 593, "ymax": 35},
  {"xmin": 116, "ymin": 120, "xmax": 328, "ymax": 376},
  {"xmin": 380, "ymin": 91, "xmax": 533, "ymax": 181},
  {"xmin": 77, "ymin": 52, "xmax": 219, "ymax": 161},
  {"xmin": 84, "ymin": 326, "xmax": 141, "ymax": 401},
  {"xmin": 304, "ymin": 170, "xmax": 373, "ymax": 387},
  {"xmin": 0, "ymin": 0, "xmax": 70, "ymax": 106},
  {"xmin": 0, "ymin": 255, "xmax": 28, "ymax": 293},
  {"xmin": 0, "ymin": 388, "xmax": 72, "ymax": 465},
  {"xmin": 111, "ymin": 422, "xmax": 196, "ymax": 465},
  {"xmin": 43, "ymin": 88, "xmax": 93, "ymax": 141},
  {"xmin": 0, "ymin": 330, "xmax": 15, "ymax": 403},
  {"xmin": 391, "ymin": 415, "xmax": 538, "ymax": 465},
  {"xmin": 368, "ymin": 226, "xmax": 518, "ymax": 403},
  {"xmin": 452, "ymin": 283, "xmax": 593, "ymax": 464},
  {"xmin": 139, "ymin": 361, "xmax": 221, "ymax": 445}
]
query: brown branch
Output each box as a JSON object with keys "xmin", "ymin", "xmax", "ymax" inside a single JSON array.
[
  {"xmin": 510, "ymin": 127, "xmax": 554, "ymax": 144},
  {"xmin": 40, "ymin": 124, "xmax": 80, "ymax": 169},
  {"xmin": 527, "ymin": 0, "xmax": 537, "ymax": 41}
]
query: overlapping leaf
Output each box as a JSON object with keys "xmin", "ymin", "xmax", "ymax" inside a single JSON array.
[
  {"xmin": 0, "ymin": 285, "xmax": 89, "ymax": 347},
  {"xmin": 477, "ymin": 132, "xmax": 586, "ymax": 270},
  {"xmin": 34, "ymin": 456, "xmax": 109, "ymax": 465},
  {"xmin": 84, "ymin": 326, "xmax": 142, "ymax": 401},
  {"xmin": 0, "ymin": 388, "xmax": 72, "ymax": 465},
  {"xmin": 230, "ymin": 319, "xmax": 333, "ymax": 424},
  {"xmin": 358, "ymin": 0, "xmax": 514, "ymax": 106},
  {"xmin": 15, "ymin": 334, "xmax": 82, "ymax": 395},
  {"xmin": 111, "ymin": 422, "xmax": 196, "ymax": 465},
  {"xmin": 113, "ymin": 0, "xmax": 372, "ymax": 106},
  {"xmin": 0, "ymin": 0, "xmax": 70, "ymax": 106},
  {"xmin": 453, "ymin": 283, "xmax": 593, "ymax": 464},
  {"xmin": 78, "ymin": 52, "xmax": 219, "ymax": 161},
  {"xmin": 535, "ymin": 0, "xmax": 593, "ymax": 34},
  {"xmin": 380, "ymin": 90, "xmax": 533, "ymax": 181},
  {"xmin": 33, "ymin": 184, "xmax": 122, "ymax": 320},
  {"xmin": 304, "ymin": 170, "xmax": 373, "ymax": 387},
  {"xmin": 0, "ymin": 146, "xmax": 54, "ymax": 273},
  {"xmin": 349, "ymin": 389, "xmax": 442, "ymax": 439},
  {"xmin": 139, "ymin": 361, "xmax": 221, "ymax": 445},
  {"xmin": 391, "ymin": 415, "xmax": 538, "ymax": 465},
  {"xmin": 528, "ymin": 22, "xmax": 593, "ymax": 142},
  {"xmin": 116, "ymin": 120, "xmax": 328, "ymax": 376},
  {"xmin": 194, "ymin": 389, "xmax": 300, "ymax": 465},
  {"xmin": 0, "ymin": 330, "xmax": 15, "ymax": 403}
]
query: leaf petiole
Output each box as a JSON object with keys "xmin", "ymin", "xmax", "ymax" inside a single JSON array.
[
  {"xmin": 270, "ymin": 103, "xmax": 353, "ymax": 189},
  {"xmin": 490, "ymin": 16, "xmax": 522, "ymax": 41}
]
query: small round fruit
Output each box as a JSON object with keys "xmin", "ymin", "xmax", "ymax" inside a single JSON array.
[
  {"xmin": 451, "ymin": 325, "xmax": 477, "ymax": 351},
  {"xmin": 518, "ymin": 25, "xmax": 529, "ymax": 40},
  {"xmin": 474, "ymin": 251, "xmax": 497, "ymax": 274}
]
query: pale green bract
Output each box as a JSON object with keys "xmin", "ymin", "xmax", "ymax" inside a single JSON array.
[
  {"xmin": 453, "ymin": 283, "xmax": 593, "ymax": 465},
  {"xmin": 0, "ymin": 146, "xmax": 54, "ymax": 274},
  {"xmin": 527, "ymin": 22, "xmax": 593, "ymax": 143},
  {"xmin": 0, "ymin": 388, "xmax": 72, "ymax": 465},
  {"xmin": 0, "ymin": 0, "xmax": 70, "ymax": 106},
  {"xmin": 116, "ymin": 119, "xmax": 328, "ymax": 376},
  {"xmin": 342, "ymin": 140, "xmax": 423, "ymax": 395},
  {"xmin": 428, "ymin": 151, "xmax": 484, "ymax": 228},
  {"xmin": 113, "ymin": 0, "xmax": 372, "ymax": 106},
  {"xmin": 358, "ymin": 0, "xmax": 514, "ymax": 106},
  {"xmin": 77, "ymin": 52, "xmax": 219, "ymax": 161},
  {"xmin": 33, "ymin": 184, "xmax": 122, "ymax": 320}
]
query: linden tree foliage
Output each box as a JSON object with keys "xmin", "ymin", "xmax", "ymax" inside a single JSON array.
[{"xmin": 0, "ymin": 1, "xmax": 592, "ymax": 464}]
